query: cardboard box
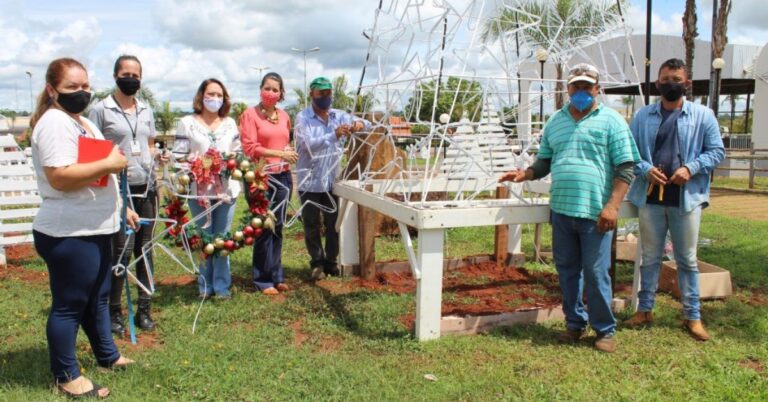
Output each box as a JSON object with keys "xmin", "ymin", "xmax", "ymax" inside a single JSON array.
[
  {"xmin": 659, "ymin": 260, "xmax": 733, "ymax": 299},
  {"xmin": 616, "ymin": 234, "xmax": 638, "ymax": 262}
]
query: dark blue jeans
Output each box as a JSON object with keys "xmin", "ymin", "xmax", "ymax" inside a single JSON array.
[
  {"xmin": 253, "ymin": 171, "xmax": 292, "ymax": 290},
  {"xmin": 110, "ymin": 184, "xmax": 157, "ymax": 306},
  {"xmin": 551, "ymin": 212, "xmax": 616, "ymax": 336},
  {"xmin": 33, "ymin": 230, "xmax": 120, "ymax": 383}
]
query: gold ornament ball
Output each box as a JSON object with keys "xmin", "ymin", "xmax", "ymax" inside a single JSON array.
[
  {"xmin": 232, "ymin": 169, "xmax": 243, "ymax": 180},
  {"xmin": 179, "ymin": 174, "xmax": 191, "ymax": 185},
  {"xmin": 250, "ymin": 217, "xmax": 263, "ymax": 228},
  {"xmin": 220, "ymin": 249, "xmax": 229, "ymax": 257},
  {"xmin": 233, "ymin": 231, "xmax": 244, "ymax": 241},
  {"xmin": 214, "ymin": 238, "xmax": 225, "ymax": 249},
  {"xmin": 244, "ymin": 171, "xmax": 256, "ymax": 183},
  {"xmin": 239, "ymin": 160, "xmax": 251, "ymax": 171},
  {"xmin": 176, "ymin": 184, "xmax": 187, "ymax": 194},
  {"xmin": 203, "ymin": 244, "xmax": 215, "ymax": 255}
]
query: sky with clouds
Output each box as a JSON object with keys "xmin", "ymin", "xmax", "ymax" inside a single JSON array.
[{"xmin": 1, "ymin": 0, "xmax": 766, "ymax": 112}]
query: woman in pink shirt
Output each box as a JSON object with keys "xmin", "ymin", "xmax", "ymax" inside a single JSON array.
[{"xmin": 240, "ymin": 72, "xmax": 298, "ymax": 295}]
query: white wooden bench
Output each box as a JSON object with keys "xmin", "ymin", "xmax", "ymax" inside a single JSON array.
[{"xmin": 0, "ymin": 135, "xmax": 40, "ymax": 266}]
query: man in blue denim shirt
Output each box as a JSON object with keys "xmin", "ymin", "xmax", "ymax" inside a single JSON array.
[
  {"xmin": 295, "ymin": 77, "xmax": 371, "ymax": 280},
  {"xmin": 625, "ymin": 58, "xmax": 725, "ymax": 341}
]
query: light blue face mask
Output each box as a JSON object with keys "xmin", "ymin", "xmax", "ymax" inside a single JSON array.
[{"xmin": 570, "ymin": 90, "xmax": 594, "ymax": 112}]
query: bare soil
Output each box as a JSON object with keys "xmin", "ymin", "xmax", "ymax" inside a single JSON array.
[
  {"xmin": 708, "ymin": 188, "xmax": 768, "ymax": 221},
  {"xmin": 354, "ymin": 262, "xmax": 563, "ymax": 318}
]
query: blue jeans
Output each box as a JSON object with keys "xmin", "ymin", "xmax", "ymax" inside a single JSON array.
[
  {"xmin": 637, "ymin": 205, "xmax": 702, "ymax": 320},
  {"xmin": 551, "ymin": 212, "xmax": 616, "ymax": 336},
  {"xmin": 189, "ymin": 199, "xmax": 236, "ymax": 297},
  {"xmin": 33, "ymin": 230, "xmax": 121, "ymax": 382},
  {"xmin": 253, "ymin": 171, "xmax": 292, "ymax": 290}
]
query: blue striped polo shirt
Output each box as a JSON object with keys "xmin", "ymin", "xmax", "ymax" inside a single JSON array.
[{"xmin": 538, "ymin": 103, "xmax": 639, "ymax": 221}]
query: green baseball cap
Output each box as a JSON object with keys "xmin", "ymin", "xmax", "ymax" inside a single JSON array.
[{"xmin": 309, "ymin": 76, "xmax": 332, "ymax": 90}]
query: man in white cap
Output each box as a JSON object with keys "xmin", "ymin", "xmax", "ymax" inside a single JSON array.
[{"xmin": 500, "ymin": 63, "xmax": 639, "ymax": 352}]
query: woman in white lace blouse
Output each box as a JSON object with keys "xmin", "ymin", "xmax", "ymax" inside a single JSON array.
[{"xmin": 174, "ymin": 78, "xmax": 240, "ymax": 299}]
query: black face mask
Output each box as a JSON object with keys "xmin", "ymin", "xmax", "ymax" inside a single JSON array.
[
  {"xmin": 658, "ymin": 82, "xmax": 686, "ymax": 102},
  {"xmin": 116, "ymin": 76, "xmax": 141, "ymax": 96},
  {"xmin": 55, "ymin": 90, "xmax": 92, "ymax": 114}
]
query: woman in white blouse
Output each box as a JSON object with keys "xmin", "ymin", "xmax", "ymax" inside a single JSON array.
[{"xmin": 174, "ymin": 78, "xmax": 240, "ymax": 299}]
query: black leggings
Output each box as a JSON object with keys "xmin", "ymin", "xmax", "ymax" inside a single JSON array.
[{"xmin": 110, "ymin": 184, "xmax": 158, "ymax": 307}]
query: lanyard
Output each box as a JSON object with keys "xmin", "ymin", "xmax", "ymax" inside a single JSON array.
[
  {"xmin": 68, "ymin": 115, "xmax": 88, "ymax": 137},
  {"xmin": 112, "ymin": 95, "xmax": 140, "ymax": 141}
]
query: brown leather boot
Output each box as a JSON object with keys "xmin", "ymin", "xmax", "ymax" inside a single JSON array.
[
  {"xmin": 624, "ymin": 311, "xmax": 653, "ymax": 327},
  {"xmin": 557, "ymin": 328, "xmax": 584, "ymax": 344},
  {"xmin": 684, "ymin": 319, "xmax": 710, "ymax": 341}
]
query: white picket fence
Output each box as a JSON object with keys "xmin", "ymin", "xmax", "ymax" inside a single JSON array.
[{"xmin": 0, "ymin": 135, "xmax": 40, "ymax": 265}]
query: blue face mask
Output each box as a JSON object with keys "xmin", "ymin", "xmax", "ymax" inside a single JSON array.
[
  {"xmin": 570, "ymin": 90, "xmax": 594, "ymax": 112},
  {"xmin": 312, "ymin": 95, "xmax": 332, "ymax": 110}
]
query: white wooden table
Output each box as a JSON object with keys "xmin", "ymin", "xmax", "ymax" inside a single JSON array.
[{"xmin": 334, "ymin": 178, "xmax": 641, "ymax": 341}]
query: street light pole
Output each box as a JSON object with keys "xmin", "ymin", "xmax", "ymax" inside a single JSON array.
[
  {"xmin": 251, "ymin": 66, "xmax": 271, "ymax": 81},
  {"xmin": 711, "ymin": 58, "xmax": 725, "ymax": 118},
  {"xmin": 25, "ymin": 71, "xmax": 33, "ymax": 113},
  {"xmin": 291, "ymin": 47, "xmax": 320, "ymax": 108}
]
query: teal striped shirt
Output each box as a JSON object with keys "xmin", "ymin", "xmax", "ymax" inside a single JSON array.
[{"xmin": 538, "ymin": 103, "xmax": 639, "ymax": 221}]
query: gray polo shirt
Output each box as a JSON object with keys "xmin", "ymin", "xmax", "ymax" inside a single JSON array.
[{"xmin": 89, "ymin": 95, "xmax": 157, "ymax": 186}]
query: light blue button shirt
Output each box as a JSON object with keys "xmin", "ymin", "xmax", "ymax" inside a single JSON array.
[
  {"xmin": 627, "ymin": 100, "xmax": 725, "ymax": 213},
  {"xmin": 294, "ymin": 107, "xmax": 371, "ymax": 193}
]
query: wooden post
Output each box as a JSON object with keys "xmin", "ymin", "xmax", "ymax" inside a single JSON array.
[
  {"xmin": 494, "ymin": 186, "xmax": 509, "ymax": 268},
  {"xmin": 610, "ymin": 229, "xmax": 617, "ymax": 297},
  {"xmin": 358, "ymin": 185, "xmax": 376, "ymax": 280},
  {"xmin": 415, "ymin": 228, "xmax": 445, "ymax": 341},
  {"xmin": 749, "ymin": 144, "xmax": 756, "ymax": 190},
  {"xmin": 533, "ymin": 224, "xmax": 542, "ymax": 262}
]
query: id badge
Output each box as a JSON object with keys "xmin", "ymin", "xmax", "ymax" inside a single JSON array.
[{"xmin": 131, "ymin": 139, "xmax": 142, "ymax": 156}]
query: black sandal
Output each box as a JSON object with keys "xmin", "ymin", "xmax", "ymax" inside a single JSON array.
[{"xmin": 55, "ymin": 381, "xmax": 108, "ymax": 399}]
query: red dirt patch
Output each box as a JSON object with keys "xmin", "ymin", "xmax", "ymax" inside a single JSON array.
[
  {"xmin": 0, "ymin": 263, "xmax": 48, "ymax": 282},
  {"xmin": 114, "ymin": 331, "xmax": 163, "ymax": 351},
  {"xmin": 156, "ymin": 275, "xmax": 197, "ymax": 286},
  {"xmin": 290, "ymin": 319, "xmax": 309, "ymax": 346},
  {"xmin": 356, "ymin": 262, "xmax": 562, "ymax": 317},
  {"xmin": 4, "ymin": 244, "xmax": 37, "ymax": 261},
  {"xmin": 739, "ymin": 358, "xmax": 765, "ymax": 373}
]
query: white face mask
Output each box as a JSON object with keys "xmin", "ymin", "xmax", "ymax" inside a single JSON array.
[{"xmin": 203, "ymin": 97, "xmax": 223, "ymax": 113}]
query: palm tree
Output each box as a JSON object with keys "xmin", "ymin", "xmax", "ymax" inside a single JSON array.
[
  {"xmin": 90, "ymin": 86, "xmax": 159, "ymax": 110},
  {"xmin": 682, "ymin": 0, "xmax": 698, "ymax": 99},
  {"xmin": 481, "ymin": 0, "xmax": 626, "ymax": 109},
  {"xmin": 712, "ymin": 0, "xmax": 732, "ymax": 60},
  {"xmin": 154, "ymin": 101, "xmax": 177, "ymax": 135},
  {"xmin": 331, "ymin": 75, "xmax": 354, "ymax": 111}
]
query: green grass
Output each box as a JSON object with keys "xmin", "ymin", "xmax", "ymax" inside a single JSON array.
[
  {"xmin": 712, "ymin": 176, "xmax": 768, "ymax": 191},
  {"xmin": 1, "ymin": 198, "xmax": 767, "ymax": 401}
]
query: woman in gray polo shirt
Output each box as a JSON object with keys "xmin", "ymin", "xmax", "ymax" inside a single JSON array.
[{"xmin": 89, "ymin": 55, "xmax": 162, "ymax": 335}]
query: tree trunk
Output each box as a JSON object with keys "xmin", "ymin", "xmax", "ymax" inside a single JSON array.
[{"xmin": 682, "ymin": 0, "xmax": 698, "ymax": 99}]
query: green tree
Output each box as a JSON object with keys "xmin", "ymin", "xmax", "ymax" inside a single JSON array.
[
  {"xmin": 154, "ymin": 101, "xmax": 178, "ymax": 135},
  {"xmin": 405, "ymin": 77, "xmax": 483, "ymax": 123},
  {"xmin": 481, "ymin": 0, "xmax": 626, "ymax": 109},
  {"xmin": 90, "ymin": 86, "xmax": 159, "ymax": 110},
  {"xmin": 229, "ymin": 102, "xmax": 248, "ymax": 125},
  {"xmin": 620, "ymin": 95, "xmax": 635, "ymax": 118},
  {"xmin": 331, "ymin": 75, "xmax": 354, "ymax": 111}
]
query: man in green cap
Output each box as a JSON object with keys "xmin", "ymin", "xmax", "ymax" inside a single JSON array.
[{"xmin": 294, "ymin": 76, "xmax": 371, "ymax": 280}]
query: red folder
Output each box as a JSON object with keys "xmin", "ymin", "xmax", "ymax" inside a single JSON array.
[{"xmin": 77, "ymin": 136, "xmax": 113, "ymax": 187}]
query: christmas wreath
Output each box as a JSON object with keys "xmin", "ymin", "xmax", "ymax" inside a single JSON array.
[{"xmin": 161, "ymin": 149, "xmax": 277, "ymax": 259}]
